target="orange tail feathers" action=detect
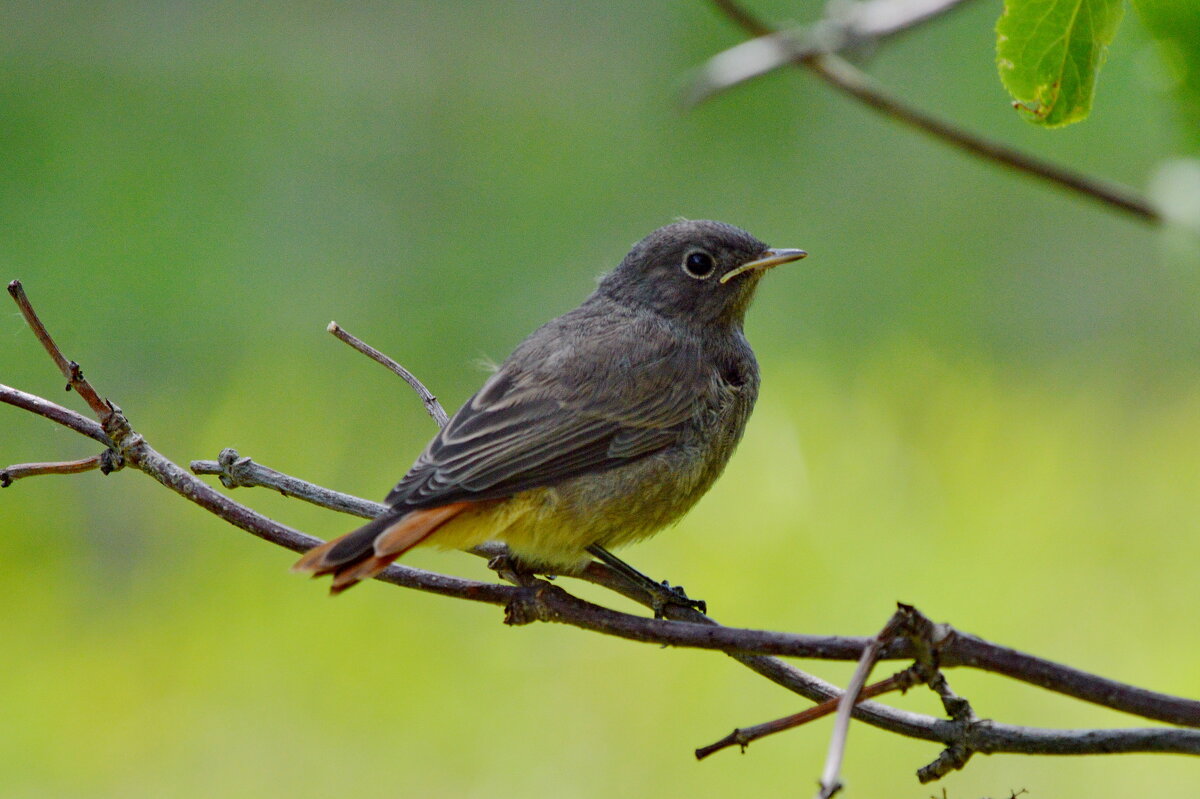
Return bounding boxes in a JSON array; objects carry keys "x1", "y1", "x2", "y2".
[{"x1": 292, "y1": 502, "x2": 471, "y2": 594}]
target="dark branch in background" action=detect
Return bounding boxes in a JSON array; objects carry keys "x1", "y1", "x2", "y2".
[
  {"x1": 688, "y1": 0, "x2": 977, "y2": 101},
  {"x1": 4, "y1": 284, "x2": 1200, "y2": 787},
  {"x1": 696, "y1": 0, "x2": 1161, "y2": 224}
]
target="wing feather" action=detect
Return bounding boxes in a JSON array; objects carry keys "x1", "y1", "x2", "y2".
[{"x1": 385, "y1": 313, "x2": 709, "y2": 509}]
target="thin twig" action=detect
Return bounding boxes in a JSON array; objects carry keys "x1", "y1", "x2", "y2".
[
  {"x1": 1, "y1": 454, "x2": 105, "y2": 486},
  {"x1": 190, "y1": 448, "x2": 386, "y2": 519},
  {"x1": 328, "y1": 321, "x2": 449, "y2": 427},
  {"x1": 0, "y1": 384, "x2": 110, "y2": 445},
  {"x1": 900, "y1": 605, "x2": 980, "y2": 780},
  {"x1": 806, "y1": 54, "x2": 1159, "y2": 222},
  {"x1": 7, "y1": 280, "x2": 114, "y2": 415},
  {"x1": 695, "y1": 667, "x2": 919, "y2": 760},
  {"x1": 705, "y1": 0, "x2": 1161, "y2": 224},
  {"x1": 817, "y1": 608, "x2": 909, "y2": 798}
]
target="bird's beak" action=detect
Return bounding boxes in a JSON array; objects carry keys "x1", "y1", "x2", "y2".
[{"x1": 719, "y1": 247, "x2": 808, "y2": 284}]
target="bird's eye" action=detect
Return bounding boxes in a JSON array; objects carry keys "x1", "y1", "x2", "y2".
[{"x1": 682, "y1": 250, "x2": 716, "y2": 279}]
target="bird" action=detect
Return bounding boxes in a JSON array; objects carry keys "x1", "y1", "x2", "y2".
[{"x1": 293, "y1": 220, "x2": 806, "y2": 594}]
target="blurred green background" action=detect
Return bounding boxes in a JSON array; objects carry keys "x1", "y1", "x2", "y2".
[{"x1": 3, "y1": 1, "x2": 1198, "y2": 796}]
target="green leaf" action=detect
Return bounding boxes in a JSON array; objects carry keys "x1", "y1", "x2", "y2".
[
  {"x1": 996, "y1": 0, "x2": 1127, "y2": 127},
  {"x1": 1131, "y1": 0, "x2": 1200, "y2": 150}
]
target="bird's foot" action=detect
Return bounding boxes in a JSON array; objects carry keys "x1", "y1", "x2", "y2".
[
  {"x1": 585, "y1": 544, "x2": 708, "y2": 619},
  {"x1": 649, "y1": 580, "x2": 707, "y2": 619},
  {"x1": 486, "y1": 548, "x2": 545, "y2": 587}
]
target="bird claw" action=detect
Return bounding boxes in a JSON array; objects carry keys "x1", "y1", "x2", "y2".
[
  {"x1": 584, "y1": 545, "x2": 708, "y2": 619},
  {"x1": 651, "y1": 580, "x2": 707, "y2": 619},
  {"x1": 487, "y1": 550, "x2": 548, "y2": 587}
]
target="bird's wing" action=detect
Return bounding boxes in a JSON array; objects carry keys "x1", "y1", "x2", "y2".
[{"x1": 386, "y1": 317, "x2": 707, "y2": 508}]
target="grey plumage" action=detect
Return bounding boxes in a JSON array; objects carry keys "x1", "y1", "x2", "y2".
[{"x1": 294, "y1": 219, "x2": 805, "y2": 589}]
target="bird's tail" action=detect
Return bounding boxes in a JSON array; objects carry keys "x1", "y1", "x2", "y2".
[{"x1": 292, "y1": 502, "x2": 471, "y2": 594}]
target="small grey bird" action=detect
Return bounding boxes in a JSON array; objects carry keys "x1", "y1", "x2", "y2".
[{"x1": 294, "y1": 220, "x2": 806, "y2": 593}]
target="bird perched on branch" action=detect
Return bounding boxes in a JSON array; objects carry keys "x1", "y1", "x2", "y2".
[{"x1": 294, "y1": 220, "x2": 806, "y2": 594}]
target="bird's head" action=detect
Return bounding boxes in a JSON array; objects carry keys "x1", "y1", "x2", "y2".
[{"x1": 598, "y1": 220, "x2": 806, "y2": 327}]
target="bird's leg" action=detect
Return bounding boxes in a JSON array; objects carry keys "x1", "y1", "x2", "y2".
[
  {"x1": 585, "y1": 544, "x2": 707, "y2": 618},
  {"x1": 485, "y1": 545, "x2": 547, "y2": 587}
]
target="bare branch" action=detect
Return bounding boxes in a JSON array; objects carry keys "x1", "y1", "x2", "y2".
[
  {"x1": 179, "y1": 446, "x2": 1200, "y2": 730},
  {"x1": 1, "y1": 453, "x2": 107, "y2": 486},
  {"x1": 695, "y1": 668, "x2": 919, "y2": 760},
  {"x1": 6, "y1": 284, "x2": 1200, "y2": 786},
  {"x1": 842, "y1": 0, "x2": 976, "y2": 40},
  {"x1": 11, "y1": 385, "x2": 1200, "y2": 764},
  {"x1": 939, "y1": 633, "x2": 1198, "y2": 724},
  {"x1": 702, "y1": 0, "x2": 1161, "y2": 224},
  {"x1": 184, "y1": 436, "x2": 1200, "y2": 726},
  {"x1": 122, "y1": 428, "x2": 514, "y2": 604},
  {"x1": 190, "y1": 448, "x2": 385, "y2": 519},
  {"x1": 0, "y1": 384, "x2": 110, "y2": 445},
  {"x1": 689, "y1": 0, "x2": 977, "y2": 104},
  {"x1": 328, "y1": 321, "x2": 449, "y2": 427},
  {"x1": 817, "y1": 608, "x2": 909, "y2": 798},
  {"x1": 903, "y1": 606, "x2": 980, "y2": 781},
  {"x1": 7, "y1": 280, "x2": 114, "y2": 416}
]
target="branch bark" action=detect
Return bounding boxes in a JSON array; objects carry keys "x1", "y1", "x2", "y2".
[{"x1": 4, "y1": 283, "x2": 1199, "y2": 787}]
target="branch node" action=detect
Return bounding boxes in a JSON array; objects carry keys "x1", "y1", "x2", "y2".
[
  {"x1": 815, "y1": 778, "x2": 843, "y2": 799},
  {"x1": 65, "y1": 360, "x2": 84, "y2": 392},
  {"x1": 213, "y1": 447, "x2": 256, "y2": 489},
  {"x1": 504, "y1": 584, "x2": 552, "y2": 626},
  {"x1": 99, "y1": 448, "x2": 124, "y2": 475},
  {"x1": 896, "y1": 603, "x2": 980, "y2": 742},
  {"x1": 101, "y1": 403, "x2": 131, "y2": 442},
  {"x1": 917, "y1": 739, "x2": 975, "y2": 783}
]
